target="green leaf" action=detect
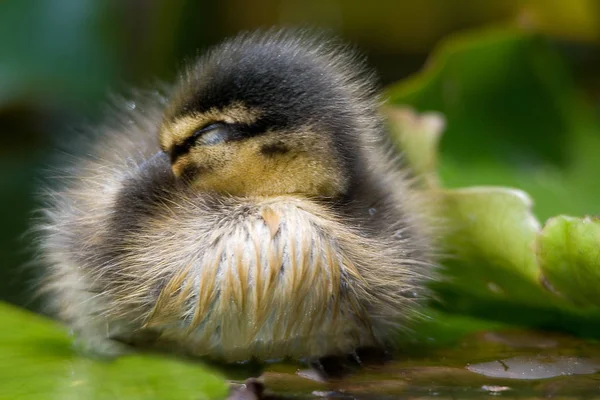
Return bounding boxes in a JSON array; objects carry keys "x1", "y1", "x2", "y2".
[
  {"x1": 0, "y1": 302, "x2": 228, "y2": 400},
  {"x1": 387, "y1": 28, "x2": 573, "y2": 166},
  {"x1": 537, "y1": 215, "x2": 600, "y2": 309},
  {"x1": 435, "y1": 187, "x2": 545, "y2": 304},
  {"x1": 387, "y1": 112, "x2": 600, "y2": 334},
  {"x1": 385, "y1": 25, "x2": 600, "y2": 335},
  {"x1": 387, "y1": 26, "x2": 600, "y2": 222}
]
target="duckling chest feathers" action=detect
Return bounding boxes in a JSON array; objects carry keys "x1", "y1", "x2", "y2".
[{"x1": 124, "y1": 199, "x2": 380, "y2": 362}]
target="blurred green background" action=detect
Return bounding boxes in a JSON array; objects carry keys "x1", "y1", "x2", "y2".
[{"x1": 1, "y1": 0, "x2": 599, "y2": 313}]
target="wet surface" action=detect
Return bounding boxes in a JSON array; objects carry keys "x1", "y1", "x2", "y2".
[
  {"x1": 228, "y1": 330, "x2": 600, "y2": 399},
  {"x1": 467, "y1": 355, "x2": 600, "y2": 380}
]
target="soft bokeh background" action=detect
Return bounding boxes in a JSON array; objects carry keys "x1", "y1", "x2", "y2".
[{"x1": 1, "y1": 0, "x2": 599, "y2": 311}]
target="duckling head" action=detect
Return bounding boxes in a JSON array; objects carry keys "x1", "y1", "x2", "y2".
[{"x1": 159, "y1": 30, "x2": 381, "y2": 199}]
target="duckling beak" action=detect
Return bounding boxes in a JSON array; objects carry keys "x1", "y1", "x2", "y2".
[{"x1": 170, "y1": 158, "x2": 187, "y2": 178}]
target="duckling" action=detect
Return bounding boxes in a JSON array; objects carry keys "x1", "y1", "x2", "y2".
[{"x1": 35, "y1": 29, "x2": 437, "y2": 364}]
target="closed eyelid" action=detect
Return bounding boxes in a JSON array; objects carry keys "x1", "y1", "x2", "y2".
[
  {"x1": 197, "y1": 125, "x2": 229, "y2": 145},
  {"x1": 161, "y1": 103, "x2": 261, "y2": 146},
  {"x1": 169, "y1": 123, "x2": 225, "y2": 162},
  {"x1": 194, "y1": 122, "x2": 223, "y2": 136},
  {"x1": 166, "y1": 117, "x2": 270, "y2": 163}
]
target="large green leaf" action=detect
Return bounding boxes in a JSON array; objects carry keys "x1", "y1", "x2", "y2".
[
  {"x1": 386, "y1": 26, "x2": 600, "y2": 335},
  {"x1": 435, "y1": 187, "x2": 544, "y2": 304},
  {"x1": 0, "y1": 302, "x2": 228, "y2": 400}
]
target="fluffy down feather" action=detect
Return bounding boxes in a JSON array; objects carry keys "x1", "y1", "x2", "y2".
[{"x1": 34, "y1": 29, "x2": 437, "y2": 362}]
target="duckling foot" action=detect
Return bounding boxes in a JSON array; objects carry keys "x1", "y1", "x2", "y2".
[
  {"x1": 308, "y1": 347, "x2": 391, "y2": 380},
  {"x1": 352, "y1": 346, "x2": 391, "y2": 365},
  {"x1": 309, "y1": 355, "x2": 357, "y2": 379}
]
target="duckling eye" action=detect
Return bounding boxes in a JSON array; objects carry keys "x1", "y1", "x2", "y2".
[
  {"x1": 193, "y1": 123, "x2": 229, "y2": 146},
  {"x1": 170, "y1": 123, "x2": 230, "y2": 162}
]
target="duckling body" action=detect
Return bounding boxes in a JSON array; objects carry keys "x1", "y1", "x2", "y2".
[{"x1": 37, "y1": 29, "x2": 436, "y2": 363}]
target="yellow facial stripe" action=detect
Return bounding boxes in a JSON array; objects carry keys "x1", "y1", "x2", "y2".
[
  {"x1": 171, "y1": 154, "x2": 191, "y2": 177},
  {"x1": 160, "y1": 102, "x2": 261, "y2": 151}
]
